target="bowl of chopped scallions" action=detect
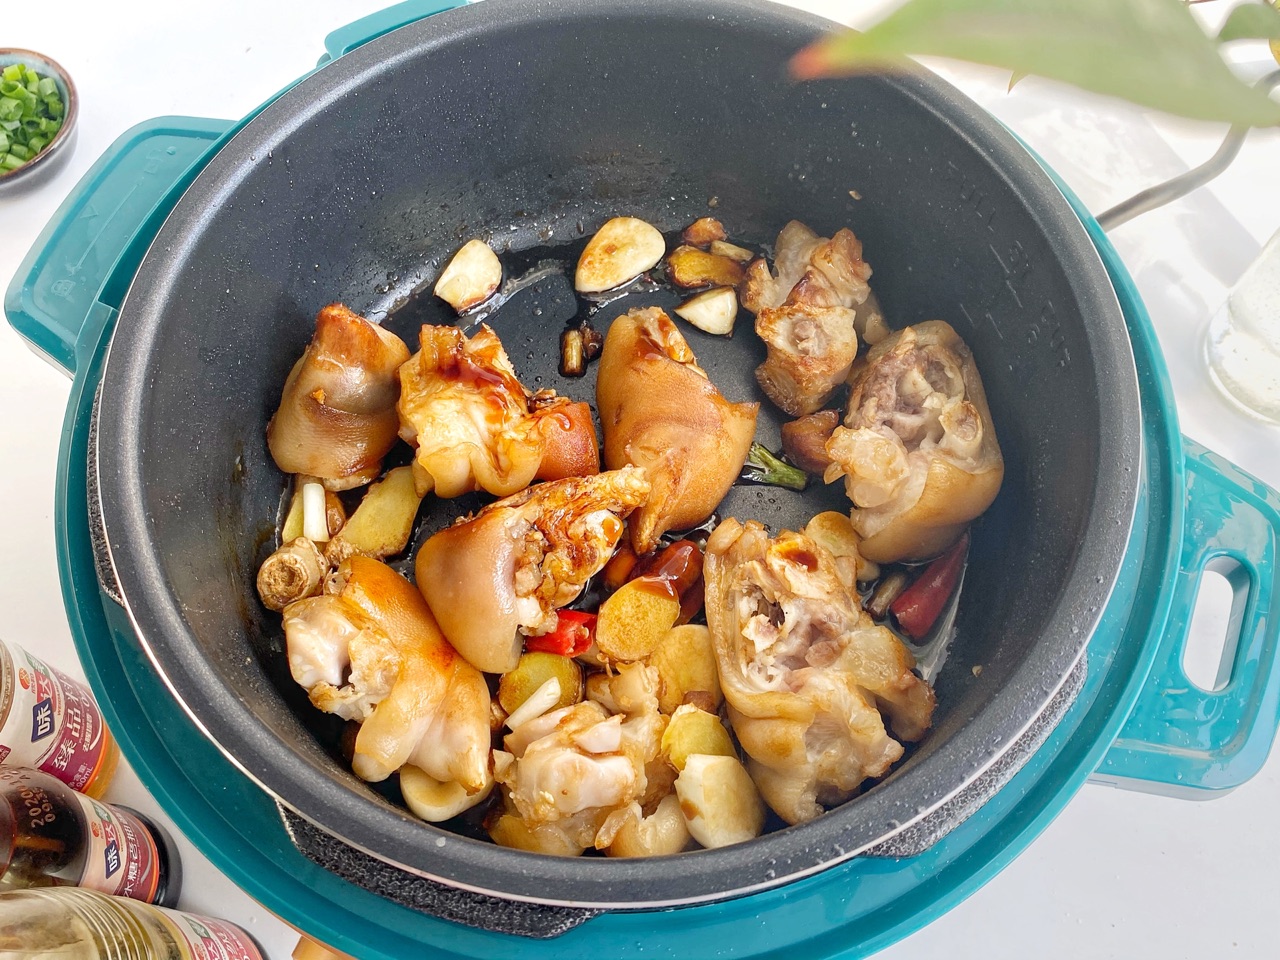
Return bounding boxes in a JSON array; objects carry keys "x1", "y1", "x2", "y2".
[{"x1": 0, "y1": 50, "x2": 77, "y2": 190}]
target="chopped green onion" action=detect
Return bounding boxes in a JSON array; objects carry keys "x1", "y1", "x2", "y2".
[
  {"x1": 15, "y1": 88, "x2": 36, "y2": 113},
  {"x1": 0, "y1": 62, "x2": 66, "y2": 176}
]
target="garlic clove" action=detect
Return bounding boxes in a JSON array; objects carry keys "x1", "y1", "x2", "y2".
[
  {"x1": 605, "y1": 794, "x2": 692, "y2": 858},
  {"x1": 399, "y1": 764, "x2": 493, "y2": 822},
  {"x1": 674, "y1": 753, "x2": 766, "y2": 849},
  {"x1": 434, "y1": 239, "x2": 503, "y2": 312},
  {"x1": 674, "y1": 287, "x2": 739, "y2": 336},
  {"x1": 575, "y1": 217, "x2": 666, "y2": 293}
]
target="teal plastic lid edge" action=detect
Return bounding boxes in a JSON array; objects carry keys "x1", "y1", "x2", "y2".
[
  {"x1": 320, "y1": 0, "x2": 467, "y2": 64},
  {"x1": 4, "y1": 118, "x2": 230, "y2": 376}
]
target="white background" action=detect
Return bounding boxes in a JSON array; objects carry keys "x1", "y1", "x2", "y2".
[{"x1": 3, "y1": 1, "x2": 1280, "y2": 957}]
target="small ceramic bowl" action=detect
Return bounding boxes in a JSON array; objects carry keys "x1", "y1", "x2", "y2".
[{"x1": 0, "y1": 48, "x2": 78, "y2": 193}]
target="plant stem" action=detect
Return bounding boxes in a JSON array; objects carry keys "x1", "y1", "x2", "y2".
[{"x1": 740, "y1": 442, "x2": 808, "y2": 492}]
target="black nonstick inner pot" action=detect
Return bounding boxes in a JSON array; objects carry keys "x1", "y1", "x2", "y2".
[{"x1": 94, "y1": 0, "x2": 1140, "y2": 908}]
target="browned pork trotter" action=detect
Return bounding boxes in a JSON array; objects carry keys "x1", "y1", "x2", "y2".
[
  {"x1": 397, "y1": 323, "x2": 598, "y2": 499},
  {"x1": 596, "y1": 307, "x2": 758, "y2": 554},
  {"x1": 742, "y1": 221, "x2": 873, "y2": 417},
  {"x1": 281, "y1": 556, "x2": 491, "y2": 804},
  {"x1": 415, "y1": 468, "x2": 651, "y2": 674},
  {"x1": 824, "y1": 320, "x2": 1003, "y2": 564},
  {"x1": 267, "y1": 304, "x2": 411, "y2": 489},
  {"x1": 488, "y1": 663, "x2": 667, "y2": 856},
  {"x1": 703, "y1": 519, "x2": 935, "y2": 824}
]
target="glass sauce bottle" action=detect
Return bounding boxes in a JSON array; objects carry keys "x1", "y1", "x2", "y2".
[
  {"x1": 0, "y1": 768, "x2": 181, "y2": 906},
  {"x1": 0, "y1": 887, "x2": 265, "y2": 960}
]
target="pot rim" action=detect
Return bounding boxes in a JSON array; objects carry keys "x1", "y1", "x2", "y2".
[{"x1": 93, "y1": 0, "x2": 1142, "y2": 908}]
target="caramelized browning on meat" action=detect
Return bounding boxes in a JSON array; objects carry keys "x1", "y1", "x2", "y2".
[
  {"x1": 415, "y1": 468, "x2": 651, "y2": 674},
  {"x1": 703, "y1": 518, "x2": 934, "y2": 824},
  {"x1": 267, "y1": 304, "x2": 411, "y2": 490},
  {"x1": 824, "y1": 320, "x2": 1004, "y2": 564},
  {"x1": 742, "y1": 222, "x2": 873, "y2": 417},
  {"x1": 281, "y1": 556, "x2": 491, "y2": 800},
  {"x1": 597, "y1": 307, "x2": 759, "y2": 553},
  {"x1": 397, "y1": 324, "x2": 596, "y2": 499}
]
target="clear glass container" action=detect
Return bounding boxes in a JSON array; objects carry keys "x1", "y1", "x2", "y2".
[
  {"x1": 0, "y1": 887, "x2": 264, "y2": 960},
  {"x1": 1205, "y1": 227, "x2": 1280, "y2": 424}
]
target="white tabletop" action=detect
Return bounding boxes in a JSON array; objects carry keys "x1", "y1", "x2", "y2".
[{"x1": 4, "y1": 2, "x2": 1280, "y2": 958}]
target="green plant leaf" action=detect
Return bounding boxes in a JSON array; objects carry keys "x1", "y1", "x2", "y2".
[
  {"x1": 1218, "y1": 1, "x2": 1280, "y2": 41},
  {"x1": 791, "y1": 0, "x2": 1280, "y2": 127}
]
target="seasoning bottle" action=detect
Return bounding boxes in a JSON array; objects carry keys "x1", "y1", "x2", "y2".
[
  {"x1": 0, "y1": 887, "x2": 266, "y2": 959},
  {"x1": 0, "y1": 767, "x2": 181, "y2": 906},
  {"x1": 0, "y1": 640, "x2": 120, "y2": 798}
]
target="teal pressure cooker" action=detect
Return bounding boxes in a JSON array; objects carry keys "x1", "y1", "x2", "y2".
[{"x1": 7, "y1": 0, "x2": 1280, "y2": 956}]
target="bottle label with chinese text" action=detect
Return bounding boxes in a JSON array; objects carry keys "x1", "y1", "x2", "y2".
[
  {"x1": 0, "y1": 641, "x2": 113, "y2": 792},
  {"x1": 156, "y1": 907, "x2": 267, "y2": 960},
  {"x1": 75, "y1": 795, "x2": 164, "y2": 902}
]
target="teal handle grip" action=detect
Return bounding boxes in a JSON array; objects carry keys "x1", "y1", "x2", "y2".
[
  {"x1": 4, "y1": 117, "x2": 230, "y2": 376},
  {"x1": 1095, "y1": 437, "x2": 1280, "y2": 797},
  {"x1": 320, "y1": 0, "x2": 467, "y2": 63}
]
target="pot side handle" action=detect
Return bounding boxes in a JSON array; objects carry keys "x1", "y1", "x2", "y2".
[
  {"x1": 3, "y1": 117, "x2": 230, "y2": 377},
  {"x1": 319, "y1": 0, "x2": 468, "y2": 64},
  {"x1": 1093, "y1": 438, "x2": 1280, "y2": 798}
]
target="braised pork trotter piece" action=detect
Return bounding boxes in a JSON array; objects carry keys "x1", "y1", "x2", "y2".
[
  {"x1": 281, "y1": 556, "x2": 491, "y2": 814},
  {"x1": 597, "y1": 307, "x2": 758, "y2": 554},
  {"x1": 703, "y1": 518, "x2": 935, "y2": 824},
  {"x1": 267, "y1": 304, "x2": 411, "y2": 490},
  {"x1": 397, "y1": 323, "x2": 598, "y2": 499},
  {"x1": 415, "y1": 468, "x2": 651, "y2": 674},
  {"x1": 742, "y1": 221, "x2": 873, "y2": 417},
  {"x1": 824, "y1": 320, "x2": 1003, "y2": 564},
  {"x1": 488, "y1": 664, "x2": 667, "y2": 856}
]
